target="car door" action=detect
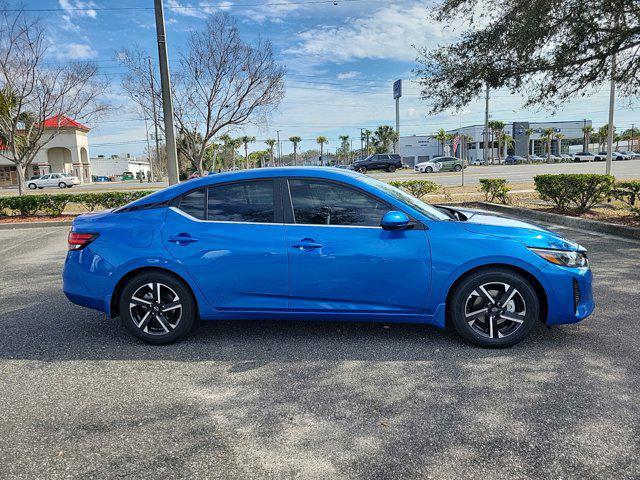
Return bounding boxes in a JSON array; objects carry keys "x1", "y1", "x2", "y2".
[
  {"x1": 162, "y1": 179, "x2": 288, "y2": 311},
  {"x1": 284, "y1": 178, "x2": 431, "y2": 313},
  {"x1": 49, "y1": 174, "x2": 62, "y2": 186},
  {"x1": 38, "y1": 174, "x2": 50, "y2": 186}
]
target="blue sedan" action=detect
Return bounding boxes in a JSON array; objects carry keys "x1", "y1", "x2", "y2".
[{"x1": 63, "y1": 167, "x2": 594, "y2": 347}]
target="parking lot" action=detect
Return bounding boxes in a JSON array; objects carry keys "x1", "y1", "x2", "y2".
[{"x1": 0, "y1": 222, "x2": 638, "y2": 479}]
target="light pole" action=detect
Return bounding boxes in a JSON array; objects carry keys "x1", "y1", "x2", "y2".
[
  {"x1": 148, "y1": 57, "x2": 161, "y2": 182},
  {"x1": 154, "y1": 0, "x2": 179, "y2": 185},
  {"x1": 276, "y1": 130, "x2": 281, "y2": 166}
]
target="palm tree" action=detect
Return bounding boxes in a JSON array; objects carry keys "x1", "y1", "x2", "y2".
[
  {"x1": 265, "y1": 139, "x2": 276, "y2": 166},
  {"x1": 524, "y1": 127, "x2": 534, "y2": 162},
  {"x1": 541, "y1": 127, "x2": 555, "y2": 162},
  {"x1": 372, "y1": 125, "x2": 398, "y2": 153},
  {"x1": 240, "y1": 135, "x2": 255, "y2": 169},
  {"x1": 597, "y1": 124, "x2": 611, "y2": 152},
  {"x1": 316, "y1": 136, "x2": 328, "y2": 165},
  {"x1": 289, "y1": 136, "x2": 302, "y2": 165},
  {"x1": 488, "y1": 120, "x2": 505, "y2": 163},
  {"x1": 501, "y1": 132, "x2": 515, "y2": 155},
  {"x1": 338, "y1": 135, "x2": 350, "y2": 164},
  {"x1": 554, "y1": 133, "x2": 565, "y2": 158},
  {"x1": 361, "y1": 129, "x2": 372, "y2": 155},
  {"x1": 614, "y1": 134, "x2": 622, "y2": 150},
  {"x1": 434, "y1": 128, "x2": 448, "y2": 156},
  {"x1": 581, "y1": 125, "x2": 594, "y2": 151}
]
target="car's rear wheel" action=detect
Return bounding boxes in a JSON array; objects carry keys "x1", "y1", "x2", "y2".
[
  {"x1": 119, "y1": 271, "x2": 197, "y2": 345},
  {"x1": 28, "y1": 183, "x2": 37, "y2": 190},
  {"x1": 357, "y1": 166, "x2": 367, "y2": 173},
  {"x1": 58, "y1": 182, "x2": 67, "y2": 188},
  {"x1": 387, "y1": 165, "x2": 396, "y2": 173},
  {"x1": 454, "y1": 164, "x2": 462, "y2": 172},
  {"x1": 450, "y1": 268, "x2": 539, "y2": 348}
]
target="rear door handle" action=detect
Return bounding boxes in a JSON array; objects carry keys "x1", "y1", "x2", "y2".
[
  {"x1": 291, "y1": 238, "x2": 323, "y2": 251},
  {"x1": 168, "y1": 234, "x2": 198, "y2": 245}
]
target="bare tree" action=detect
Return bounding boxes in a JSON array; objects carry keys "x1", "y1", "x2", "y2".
[
  {"x1": 0, "y1": 7, "x2": 109, "y2": 194},
  {"x1": 172, "y1": 13, "x2": 285, "y2": 174}
]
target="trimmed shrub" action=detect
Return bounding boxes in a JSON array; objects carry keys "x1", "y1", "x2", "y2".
[
  {"x1": 388, "y1": 180, "x2": 438, "y2": 198},
  {"x1": 40, "y1": 194, "x2": 74, "y2": 216},
  {"x1": 612, "y1": 181, "x2": 640, "y2": 217},
  {"x1": 534, "y1": 174, "x2": 614, "y2": 214},
  {"x1": 0, "y1": 190, "x2": 154, "y2": 216},
  {"x1": 479, "y1": 178, "x2": 510, "y2": 204}
]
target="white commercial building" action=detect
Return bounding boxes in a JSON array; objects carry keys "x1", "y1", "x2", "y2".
[
  {"x1": 399, "y1": 120, "x2": 593, "y2": 166},
  {"x1": 0, "y1": 115, "x2": 92, "y2": 187},
  {"x1": 90, "y1": 154, "x2": 151, "y2": 179}
]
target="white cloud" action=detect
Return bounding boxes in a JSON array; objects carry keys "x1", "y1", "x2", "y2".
[
  {"x1": 337, "y1": 71, "x2": 360, "y2": 80},
  {"x1": 286, "y1": 3, "x2": 451, "y2": 63},
  {"x1": 54, "y1": 43, "x2": 98, "y2": 60},
  {"x1": 59, "y1": 0, "x2": 98, "y2": 31},
  {"x1": 168, "y1": 0, "x2": 300, "y2": 23}
]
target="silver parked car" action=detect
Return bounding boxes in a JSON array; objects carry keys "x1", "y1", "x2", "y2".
[{"x1": 27, "y1": 173, "x2": 81, "y2": 189}]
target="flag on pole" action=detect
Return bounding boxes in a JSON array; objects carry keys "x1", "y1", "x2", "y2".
[{"x1": 452, "y1": 135, "x2": 460, "y2": 154}]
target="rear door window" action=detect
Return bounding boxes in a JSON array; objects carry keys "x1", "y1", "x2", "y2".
[{"x1": 207, "y1": 180, "x2": 275, "y2": 223}]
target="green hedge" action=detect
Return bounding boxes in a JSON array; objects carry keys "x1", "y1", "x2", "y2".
[
  {"x1": 0, "y1": 191, "x2": 153, "y2": 217},
  {"x1": 534, "y1": 174, "x2": 614, "y2": 214},
  {"x1": 612, "y1": 181, "x2": 640, "y2": 218},
  {"x1": 479, "y1": 178, "x2": 510, "y2": 204},
  {"x1": 388, "y1": 180, "x2": 438, "y2": 198}
]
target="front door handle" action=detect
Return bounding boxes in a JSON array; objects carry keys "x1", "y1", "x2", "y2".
[
  {"x1": 291, "y1": 238, "x2": 324, "y2": 251},
  {"x1": 168, "y1": 234, "x2": 198, "y2": 245}
]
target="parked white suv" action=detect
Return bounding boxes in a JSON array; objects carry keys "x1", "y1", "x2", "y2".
[{"x1": 27, "y1": 173, "x2": 81, "y2": 189}]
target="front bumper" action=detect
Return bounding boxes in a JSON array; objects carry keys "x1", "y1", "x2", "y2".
[{"x1": 545, "y1": 266, "x2": 594, "y2": 325}]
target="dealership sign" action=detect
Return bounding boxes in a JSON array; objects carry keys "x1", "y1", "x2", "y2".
[{"x1": 393, "y1": 79, "x2": 402, "y2": 99}]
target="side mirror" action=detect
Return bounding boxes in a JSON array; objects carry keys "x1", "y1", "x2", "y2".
[{"x1": 381, "y1": 211, "x2": 410, "y2": 230}]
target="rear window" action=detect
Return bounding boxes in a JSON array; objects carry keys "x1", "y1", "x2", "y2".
[{"x1": 207, "y1": 180, "x2": 274, "y2": 223}]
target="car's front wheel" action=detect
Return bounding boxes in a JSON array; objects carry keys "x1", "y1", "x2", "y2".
[
  {"x1": 357, "y1": 166, "x2": 367, "y2": 173},
  {"x1": 425, "y1": 166, "x2": 433, "y2": 173},
  {"x1": 449, "y1": 268, "x2": 539, "y2": 348},
  {"x1": 119, "y1": 271, "x2": 197, "y2": 345},
  {"x1": 28, "y1": 183, "x2": 37, "y2": 190}
]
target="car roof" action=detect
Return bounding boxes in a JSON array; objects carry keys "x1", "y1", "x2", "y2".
[{"x1": 126, "y1": 167, "x2": 366, "y2": 208}]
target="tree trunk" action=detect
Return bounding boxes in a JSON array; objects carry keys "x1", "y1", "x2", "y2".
[
  {"x1": 244, "y1": 145, "x2": 248, "y2": 169},
  {"x1": 16, "y1": 163, "x2": 27, "y2": 195},
  {"x1": 320, "y1": 144, "x2": 324, "y2": 166}
]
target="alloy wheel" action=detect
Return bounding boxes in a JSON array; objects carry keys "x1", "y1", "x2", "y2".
[
  {"x1": 129, "y1": 282, "x2": 183, "y2": 335},
  {"x1": 464, "y1": 282, "x2": 526, "y2": 339}
]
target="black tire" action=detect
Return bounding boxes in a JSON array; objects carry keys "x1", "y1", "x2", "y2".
[
  {"x1": 58, "y1": 182, "x2": 67, "y2": 188},
  {"x1": 357, "y1": 166, "x2": 367, "y2": 173},
  {"x1": 119, "y1": 271, "x2": 197, "y2": 345},
  {"x1": 387, "y1": 165, "x2": 396, "y2": 173},
  {"x1": 28, "y1": 183, "x2": 37, "y2": 190},
  {"x1": 425, "y1": 166, "x2": 433, "y2": 173},
  {"x1": 38, "y1": 187, "x2": 44, "y2": 189},
  {"x1": 454, "y1": 164, "x2": 462, "y2": 172},
  {"x1": 449, "y1": 268, "x2": 539, "y2": 348}
]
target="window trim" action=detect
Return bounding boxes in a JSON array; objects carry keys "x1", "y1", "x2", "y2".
[
  {"x1": 172, "y1": 178, "x2": 282, "y2": 224},
  {"x1": 284, "y1": 177, "x2": 424, "y2": 230}
]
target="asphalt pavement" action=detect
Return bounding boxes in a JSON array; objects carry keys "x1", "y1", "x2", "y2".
[{"x1": 0, "y1": 223, "x2": 638, "y2": 479}]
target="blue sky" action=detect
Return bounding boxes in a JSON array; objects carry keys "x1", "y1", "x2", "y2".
[{"x1": 26, "y1": 0, "x2": 640, "y2": 157}]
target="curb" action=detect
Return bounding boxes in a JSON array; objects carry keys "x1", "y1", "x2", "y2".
[
  {"x1": 468, "y1": 202, "x2": 640, "y2": 241},
  {"x1": 0, "y1": 220, "x2": 73, "y2": 230}
]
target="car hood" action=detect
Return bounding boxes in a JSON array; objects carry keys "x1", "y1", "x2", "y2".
[{"x1": 454, "y1": 207, "x2": 583, "y2": 251}]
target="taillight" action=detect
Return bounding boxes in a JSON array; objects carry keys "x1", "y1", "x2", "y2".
[{"x1": 68, "y1": 231, "x2": 99, "y2": 250}]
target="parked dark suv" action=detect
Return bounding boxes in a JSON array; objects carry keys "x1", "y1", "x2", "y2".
[{"x1": 351, "y1": 154, "x2": 402, "y2": 173}]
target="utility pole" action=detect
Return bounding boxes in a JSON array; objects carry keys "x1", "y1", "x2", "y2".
[
  {"x1": 359, "y1": 128, "x2": 364, "y2": 160},
  {"x1": 583, "y1": 118, "x2": 587, "y2": 151},
  {"x1": 605, "y1": 53, "x2": 616, "y2": 175},
  {"x1": 154, "y1": 0, "x2": 179, "y2": 185},
  {"x1": 276, "y1": 130, "x2": 281, "y2": 166},
  {"x1": 631, "y1": 124, "x2": 635, "y2": 152},
  {"x1": 148, "y1": 57, "x2": 161, "y2": 182},
  {"x1": 393, "y1": 80, "x2": 401, "y2": 154},
  {"x1": 484, "y1": 84, "x2": 489, "y2": 164}
]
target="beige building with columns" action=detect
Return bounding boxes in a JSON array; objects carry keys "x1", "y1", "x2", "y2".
[{"x1": 0, "y1": 116, "x2": 92, "y2": 187}]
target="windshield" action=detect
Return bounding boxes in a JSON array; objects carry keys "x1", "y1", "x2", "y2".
[{"x1": 361, "y1": 176, "x2": 451, "y2": 221}]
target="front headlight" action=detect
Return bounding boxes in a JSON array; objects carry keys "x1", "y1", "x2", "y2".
[{"x1": 529, "y1": 248, "x2": 589, "y2": 268}]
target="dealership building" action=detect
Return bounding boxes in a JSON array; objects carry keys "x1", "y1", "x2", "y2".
[{"x1": 399, "y1": 120, "x2": 592, "y2": 166}]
